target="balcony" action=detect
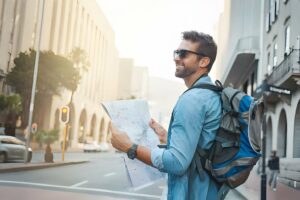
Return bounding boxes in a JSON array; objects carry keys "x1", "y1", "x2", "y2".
[
  {"x1": 267, "y1": 50, "x2": 300, "y2": 90},
  {"x1": 223, "y1": 36, "x2": 259, "y2": 87}
]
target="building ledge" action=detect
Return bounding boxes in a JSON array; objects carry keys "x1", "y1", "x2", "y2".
[{"x1": 223, "y1": 36, "x2": 260, "y2": 86}]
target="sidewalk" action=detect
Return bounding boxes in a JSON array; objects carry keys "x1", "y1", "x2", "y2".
[
  {"x1": 234, "y1": 185, "x2": 259, "y2": 200},
  {"x1": 0, "y1": 160, "x2": 89, "y2": 173}
]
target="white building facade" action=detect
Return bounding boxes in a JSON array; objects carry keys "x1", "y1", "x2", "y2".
[
  {"x1": 214, "y1": 0, "x2": 300, "y2": 194},
  {"x1": 0, "y1": 0, "x2": 119, "y2": 149}
]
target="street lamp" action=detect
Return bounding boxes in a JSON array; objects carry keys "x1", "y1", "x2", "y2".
[{"x1": 24, "y1": 0, "x2": 45, "y2": 163}]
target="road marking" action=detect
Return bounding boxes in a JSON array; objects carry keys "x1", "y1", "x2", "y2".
[
  {"x1": 0, "y1": 180, "x2": 161, "y2": 199},
  {"x1": 103, "y1": 172, "x2": 116, "y2": 177},
  {"x1": 70, "y1": 180, "x2": 88, "y2": 187}
]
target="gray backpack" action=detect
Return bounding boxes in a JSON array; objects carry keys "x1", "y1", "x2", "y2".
[{"x1": 190, "y1": 81, "x2": 264, "y2": 199}]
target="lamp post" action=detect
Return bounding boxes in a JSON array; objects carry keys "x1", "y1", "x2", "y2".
[
  {"x1": 261, "y1": 93, "x2": 267, "y2": 200},
  {"x1": 24, "y1": 0, "x2": 45, "y2": 163},
  {"x1": 257, "y1": 78, "x2": 268, "y2": 200}
]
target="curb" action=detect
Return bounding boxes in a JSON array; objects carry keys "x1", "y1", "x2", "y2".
[
  {"x1": 234, "y1": 185, "x2": 259, "y2": 200},
  {"x1": 234, "y1": 187, "x2": 249, "y2": 199},
  {"x1": 0, "y1": 160, "x2": 89, "y2": 173}
]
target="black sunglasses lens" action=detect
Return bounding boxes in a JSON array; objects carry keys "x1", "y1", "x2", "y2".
[{"x1": 174, "y1": 50, "x2": 187, "y2": 58}]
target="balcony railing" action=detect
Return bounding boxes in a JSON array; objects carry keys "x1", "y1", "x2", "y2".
[{"x1": 267, "y1": 50, "x2": 300, "y2": 86}]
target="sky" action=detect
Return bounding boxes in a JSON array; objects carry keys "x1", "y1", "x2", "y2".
[{"x1": 97, "y1": 0, "x2": 224, "y2": 81}]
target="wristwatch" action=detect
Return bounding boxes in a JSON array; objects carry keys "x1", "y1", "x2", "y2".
[{"x1": 127, "y1": 144, "x2": 138, "y2": 160}]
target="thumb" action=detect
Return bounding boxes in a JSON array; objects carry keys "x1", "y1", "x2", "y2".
[{"x1": 149, "y1": 119, "x2": 158, "y2": 129}]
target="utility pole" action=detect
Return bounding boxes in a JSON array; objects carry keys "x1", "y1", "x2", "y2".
[
  {"x1": 261, "y1": 97, "x2": 267, "y2": 200},
  {"x1": 24, "y1": 0, "x2": 45, "y2": 163}
]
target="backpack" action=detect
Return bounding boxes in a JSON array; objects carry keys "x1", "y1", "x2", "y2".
[{"x1": 191, "y1": 80, "x2": 264, "y2": 199}]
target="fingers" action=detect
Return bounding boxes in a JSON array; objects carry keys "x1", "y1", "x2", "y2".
[
  {"x1": 149, "y1": 118, "x2": 155, "y2": 127},
  {"x1": 149, "y1": 118, "x2": 159, "y2": 129}
]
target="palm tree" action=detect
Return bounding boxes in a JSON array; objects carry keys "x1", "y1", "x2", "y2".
[{"x1": 68, "y1": 47, "x2": 90, "y2": 104}]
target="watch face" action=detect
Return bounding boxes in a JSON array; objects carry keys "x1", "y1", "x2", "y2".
[
  {"x1": 127, "y1": 144, "x2": 138, "y2": 160},
  {"x1": 128, "y1": 149, "x2": 136, "y2": 159}
]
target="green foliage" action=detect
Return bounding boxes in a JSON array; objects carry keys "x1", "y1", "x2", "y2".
[
  {"x1": 5, "y1": 49, "x2": 82, "y2": 128},
  {"x1": 6, "y1": 49, "x2": 81, "y2": 96},
  {"x1": 0, "y1": 94, "x2": 22, "y2": 112},
  {"x1": 69, "y1": 47, "x2": 90, "y2": 72},
  {"x1": 34, "y1": 129, "x2": 59, "y2": 145},
  {"x1": 0, "y1": 95, "x2": 6, "y2": 110}
]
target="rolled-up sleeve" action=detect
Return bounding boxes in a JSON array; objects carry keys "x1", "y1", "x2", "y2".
[{"x1": 151, "y1": 148, "x2": 166, "y2": 171}]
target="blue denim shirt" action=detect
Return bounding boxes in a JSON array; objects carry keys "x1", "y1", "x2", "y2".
[{"x1": 151, "y1": 76, "x2": 221, "y2": 200}]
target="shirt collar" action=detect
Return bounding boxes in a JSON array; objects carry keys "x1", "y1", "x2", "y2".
[{"x1": 192, "y1": 75, "x2": 213, "y2": 87}]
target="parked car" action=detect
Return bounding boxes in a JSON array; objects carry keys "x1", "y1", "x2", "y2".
[
  {"x1": 83, "y1": 141, "x2": 101, "y2": 152},
  {"x1": 83, "y1": 141, "x2": 109, "y2": 153},
  {"x1": 0, "y1": 135, "x2": 32, "y2": 163}
]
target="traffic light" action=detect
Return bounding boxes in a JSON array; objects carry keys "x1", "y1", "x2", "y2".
[{"x1": 60, "y1": 105, "x2": 70, "y2": 124}]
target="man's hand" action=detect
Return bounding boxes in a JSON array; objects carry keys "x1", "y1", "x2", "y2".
[
  {"x1": 149, "y1": 118, "x2": 167, "y2": 144},
  {"x1": 110, "y1": 124, "x2": 133, "y2": 153}
]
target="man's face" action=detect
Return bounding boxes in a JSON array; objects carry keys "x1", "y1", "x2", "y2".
[{"x1": 173, "y1": 40, "x2": 202, "y2": 78}]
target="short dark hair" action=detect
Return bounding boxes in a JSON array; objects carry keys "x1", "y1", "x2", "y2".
[{"x1": 182, "y1": 31, "x2": 217, "y2": 72}]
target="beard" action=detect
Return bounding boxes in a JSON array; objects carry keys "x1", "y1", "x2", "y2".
[{"x1": 175, "y1": 65, "x2": 197, "y2": 78}]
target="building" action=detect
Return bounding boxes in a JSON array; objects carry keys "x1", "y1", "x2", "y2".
[
  {"x1": 214, "y1": 0, "x2": 300, "y2": 197},
  {"x1": 0, "y1": 0, "x2": 119, "y2": 149},
  {"x1": 148, "y1": 77, "x2": 185, "y2": 129},
  {"x1": 213, "y1": 0, "x2": 261, "y2": 95},
  {"x1": 261, "y1": 0, "x2": 300, "y2": 191},
  {"x1": 118, "y1": 58, "x2": 149, "y2": 100}
]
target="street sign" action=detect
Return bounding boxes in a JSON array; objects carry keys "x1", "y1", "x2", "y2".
[
  {"x1": 268, "y1": 85, "x2": 291, "y2": 96},
  {"x1": 60, "y1": 105, "x2": 70, "y2": 124},
  {"x1": 31, "y1": 123, "x2": 37, "y2": 133}
]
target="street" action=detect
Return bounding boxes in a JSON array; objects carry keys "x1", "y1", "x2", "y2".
[{"x1": 0, "y1": 151, "x2": 245, "y2": 200}]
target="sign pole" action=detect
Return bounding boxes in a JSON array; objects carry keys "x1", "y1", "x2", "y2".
[
  {"x1": 60, "y1": 105, "x2": 70, "y2": 161},
  {"x1": 62, "y1": 125, "x2": 67, "y2": 161}
]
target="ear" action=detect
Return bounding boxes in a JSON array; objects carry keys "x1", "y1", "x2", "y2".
[{"x1": 199, "y1": 57, "x2": 211, "y2": 68}]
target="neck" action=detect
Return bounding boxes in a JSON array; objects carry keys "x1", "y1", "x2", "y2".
[{"x1": 184, "y1": 70, "x2": 208, "y2": 88}]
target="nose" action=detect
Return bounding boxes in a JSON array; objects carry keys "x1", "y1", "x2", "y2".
[
  {"x1": 173, "y1": 55, "x2": 180, "y2": 62},
  {"x1": 174, "y1": 57, "x2": 181, "y2": 66}
]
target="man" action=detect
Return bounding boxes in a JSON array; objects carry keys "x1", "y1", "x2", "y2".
[
  {"x1": 111, "y1": 31, "x2": 221, "y2": 199},
  {"x1": 268, "y1": 150, "x2": 280, "y2": 191}
]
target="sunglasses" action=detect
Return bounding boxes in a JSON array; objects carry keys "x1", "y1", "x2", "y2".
[{"x1": 173, "y1": 49, "x2": 207, "y2": 59}]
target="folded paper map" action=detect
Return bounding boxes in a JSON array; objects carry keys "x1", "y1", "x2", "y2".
[{"x1": 102, "y1": 100, "x2": 165, "y2": 190}]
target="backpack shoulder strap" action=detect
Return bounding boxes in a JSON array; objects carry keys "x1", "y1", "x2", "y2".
[
  {"x1": 193, "y1": 84, "x2": 223, "y2": 92},
  {"x1": 217, "y1": 184, "x2": 230, "y2": 200},
  {"x1": 183, "y1": 80, "x2": 223, "y2": 94}
]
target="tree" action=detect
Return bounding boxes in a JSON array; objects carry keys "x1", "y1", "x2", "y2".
[
  {"x1": 34, "y1": 129, "x2": 59, "y2": 146},
  {"x1": 68, "y1": 47, "x2": 90, "y2": 72},
  {"x1": 0, "y1": 94, "x2": 22, "y2": 134},
  {"x1": 6, "y1": 49, "x2": 81, "y2": 128},
  {"x1": 34, "y1": 129, "x2": 59, "y2": 162},
  {"x1": 68, "y1": 47, "x2": 90, "y2": 104}
]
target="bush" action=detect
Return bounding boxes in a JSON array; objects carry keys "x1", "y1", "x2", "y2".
[{"x1": 34, "y1": 129, "x2": 59, "y2": 145}]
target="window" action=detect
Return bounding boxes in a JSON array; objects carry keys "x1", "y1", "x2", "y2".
[
  {"x1": 275, "y1": 0, "x2": 280, "y2": 17},
  {"x1": 266, "y1": 13, "x2": 270, "y2": 32},
  {"x1": 285, "y1": 26, "x2": 290, "y2": 55},
  {"x1": 267, "y1": 52, "x2": 272, "y2": 74},
  {"x1": 270, "y1": 0, "x2": 276, "y2": 23},
  {"x1": 243, "y1": 81, "x2": 248, "y2": 94},
  {"x1": 273, "y1": 43, "x2": 278, "y2": 67},
  {"x1": 250, "y1": 73, "x2": 254, "y2": 96}
]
